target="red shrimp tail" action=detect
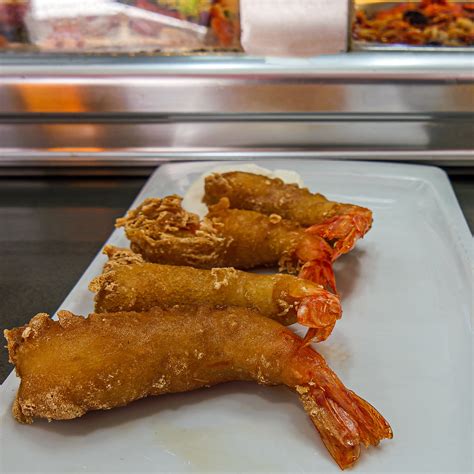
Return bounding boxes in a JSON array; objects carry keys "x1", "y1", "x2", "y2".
[
  {"x1": 307, "y1": 207, "x2": 373, "y2": 260},
  {"x1": 296, "y1": 292, "x2": 342, "y2": 345},
  {"x1": 346, "y1": 390, "x2": 394, "y2": 447},
  {"x1": 300, "y1": 326, "x2": 334, "y2": 347},
  {"x1": 297, "y1": 384, "x2": 361, "y2": 469},
  {"x1": 299, "y1": 259, "x2": 337, "y2": 295},
  {"x1": 297, "y1": 383, "x2": 393, "y2": 470}
]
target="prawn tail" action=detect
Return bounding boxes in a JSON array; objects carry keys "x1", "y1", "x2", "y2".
[
  {"x1": 296, "y1": 291, "x2": 342, "y2": 345},
  {"x1": 299, "y1": 259, "x2": 337, "y2": 295},
  {"x1": 296, "y1": 383, "x2": 392, "y2": 470}
]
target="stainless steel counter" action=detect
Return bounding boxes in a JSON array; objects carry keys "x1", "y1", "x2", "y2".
[
  {"x1": 1, "y1": 53, "x2": 473, "y2": 164},
  {"x1": 1, "y1": 169, "x2": 472, "y2": 383}
]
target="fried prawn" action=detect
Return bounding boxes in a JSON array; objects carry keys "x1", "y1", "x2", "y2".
[
  {"x1": 204, "y1": 171, "x2": 373, "y2": 259},
  {"x1": 89, "y1": 245, "x2": 342, "y2": 342},
  {"x1": 5, "y1": 307, "x2": 392, "y2": 469}
]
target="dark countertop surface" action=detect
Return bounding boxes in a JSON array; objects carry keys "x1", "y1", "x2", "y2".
[{"x1": 1, "y1": 170, "x2": 473, "y2": 384}]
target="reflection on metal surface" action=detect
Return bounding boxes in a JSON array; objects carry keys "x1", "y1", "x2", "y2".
[
  {"x1": 1, "y1": 150, "x2": 473, "y2": 168},
  {"x1": 0, "y1": 54, "x2": 472, "y2": 165},
  {"x1": 0, "y1": 118, "x2": 472, "y2": 152},
  {"x1": 17, "y1": 85, "x2": 87, "y2": 112},
  {"x1": 2, "y1": 78, "x2": 473, "y2": 114},
  {"x1": 47, "y1": 147, "x2": 106, "y2": 152},
  {"x1": 1, "y1": 52, "x2": 472, "y2": 77}
]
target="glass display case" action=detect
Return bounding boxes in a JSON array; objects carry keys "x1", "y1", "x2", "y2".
[{"x1": 0, "y1": 0, "x2": 241, "y2": 53}]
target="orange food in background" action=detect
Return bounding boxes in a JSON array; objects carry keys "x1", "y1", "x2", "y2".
[
  {"x1": 210, "y1": 0, "x2": 240, "y2": 48},
  {"x1": 353, "y1": 0, "x2": 474, "y2": 46}
]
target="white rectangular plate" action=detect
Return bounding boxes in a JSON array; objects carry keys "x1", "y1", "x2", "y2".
[{"x1": 1, "y1": 160, "x2": 472, "y2": 473}]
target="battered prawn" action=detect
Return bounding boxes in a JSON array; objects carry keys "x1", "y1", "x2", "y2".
[
  {"x1": 116, "y1": 195, "x2": 337, "y2": 293},
  {"x1": 5, "y1": 307, "x2": 392, "y2": 469},
  {"x1": 89, "y1": 245, "x2": 342, "y2": 343},
  {"x1": 204, "y1": 171, "x2": 373, "y2": 259}
]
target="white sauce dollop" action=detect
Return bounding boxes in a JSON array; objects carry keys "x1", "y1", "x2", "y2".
[{"x1": 182, "y1": 164, "x2": 304, "y2": 218}]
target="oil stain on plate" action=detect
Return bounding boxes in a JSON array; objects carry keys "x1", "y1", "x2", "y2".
[{"x1": 154, "y1": 422, "x2": 282, "y2": 472}]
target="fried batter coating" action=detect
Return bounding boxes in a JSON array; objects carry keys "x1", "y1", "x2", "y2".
[
  {"x1": 5, "y1": 307, "x2": 392, "y2": 469},
  {"x1": 204, "y1": 172, "x2": 373, "y2": 258},
  {"x1": 116, "y1": 195, "x2": 336, "y2": 293},
  {"x1": 115, "y1": 195, "x2": 228, "y2": 269},
  {"x1": 89, "y1": 245, "x2": 341, "y2": 340},
  {"x1": 205, "y1": 171, "x2": 328, "y2": 225}
]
